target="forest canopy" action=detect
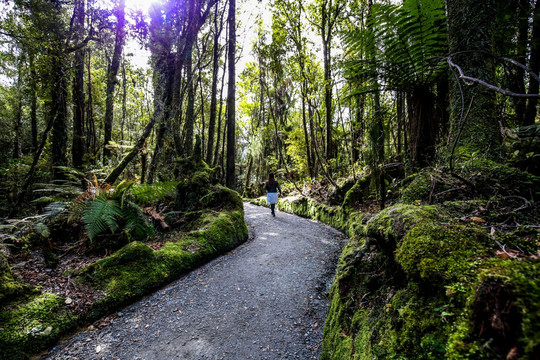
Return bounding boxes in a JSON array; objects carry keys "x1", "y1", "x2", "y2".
[{"x1": 0, "y1": 0, "x2": 538, "y2": 213}]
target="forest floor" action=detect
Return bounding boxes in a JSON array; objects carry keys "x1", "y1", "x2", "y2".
[{"x1": 37, "y1": 202, "x2": 347, "y2": 360}]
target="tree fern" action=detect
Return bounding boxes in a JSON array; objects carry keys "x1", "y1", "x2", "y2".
[
  {"x1": 82, "y1": 196, "x2": 123, "y2": 242},
  {"x1": 342, "y1": 0, "x2": 447, "y2": 166},
  {"x1": 343, "y1": 0, "x2": 447, "y2": 94}
]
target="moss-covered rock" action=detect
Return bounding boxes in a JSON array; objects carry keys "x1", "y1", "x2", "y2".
[
  {"x1": 1, "y1": 176, "x2": 248, "y2": 360},
  {"x1": 341, "y1": 175, "x2": 370, "y2": 213},
  {"x1": 269, "y1": 192, "x2": 539, "y2": 360},
  {"x1": 80, "y1": 192, "x2": 248, "y2": 322},
  {"x1": 0, "y1": 293, "x2": 76, "y2": 360}
]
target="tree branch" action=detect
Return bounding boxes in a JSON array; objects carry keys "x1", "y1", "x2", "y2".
[{"x1": 448, "y1": 57, "x2": 540, "y2": 98}]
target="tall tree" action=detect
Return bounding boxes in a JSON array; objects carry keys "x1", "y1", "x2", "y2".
[
  {"x1": 226, "y1": 0, "x2": 236, "y2": 188},
  {"x1": 310, "y1": 0, "x2": 344, "y2": 160},
  {"x1": 103, "y1": 0, "x2": 126, "y2": 160},
  {"x1": 447, "y1": 0, "x2": 501, "y2": 158},
  {"x1": 206, "y1": 3, "x2": 225, "y2": 165},
  {"x1": 72, "y1": 0, "x2": 86, "y2": 168}
]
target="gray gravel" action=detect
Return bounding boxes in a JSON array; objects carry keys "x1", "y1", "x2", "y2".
[{"x1": 41, "y1": 202, "x2": 346, "y2": 360}]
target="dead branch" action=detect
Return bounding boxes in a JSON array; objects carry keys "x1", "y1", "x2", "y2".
[{"x1": 448, "y1": 57, "x2": 540, "y2": 98}]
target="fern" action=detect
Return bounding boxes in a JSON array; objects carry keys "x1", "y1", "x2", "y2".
[
  {"x1": 130, "y1": 181, "x2": 179, "y2": 205},
  {"x1": 122, "y1": 201, "x2": 154, "y2": 241},
  {"x1": 342, "y1": 0, "x2": 447, "y2": 93},
  {"x1": 82, "y1": 196, "x2": 123, "y2": 241}
]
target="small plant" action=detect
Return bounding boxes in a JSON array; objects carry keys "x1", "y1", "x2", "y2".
[{"x1": 72, "y1": 178, "x2": 177, "y2": 247}]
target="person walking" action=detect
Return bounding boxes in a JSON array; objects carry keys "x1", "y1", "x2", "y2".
[{"x1": 265, "y1": 173, "x2": 282, "y2": 217}]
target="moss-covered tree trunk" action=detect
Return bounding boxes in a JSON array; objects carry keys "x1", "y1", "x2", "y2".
[
  {"x1": 103, "y1": 0, "x2": 126, "y2": 161},
  {"x1": 72, "y1": 0, "x2": 86, "y2": 168},
  {"x1": 447, "y1": 0, "x2": 502, "y2": 158}
]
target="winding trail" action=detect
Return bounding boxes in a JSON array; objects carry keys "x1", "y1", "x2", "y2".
[{"x1": 42, "y1": 203, "x2": 346, "y2": 360}]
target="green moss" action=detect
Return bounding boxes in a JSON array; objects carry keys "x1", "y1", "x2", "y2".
[
  {"x1": 401, "y1": 173, "x2": 432, "y2": 203},
  {"x1": 0, "y1": 252, "x2": 31, "y2": 303},
  {"x1": 341, "y1": 175, "x2": 370, "y2": 213},
  {"x1": 0, "y1": 293, "x2": 76, "y2": 360},
  {"x1": 364, "y1": 203, "x2": 441, "y2": 244},
  {"x1": 78, "y1": 193, "x2": 248, "y2": 322},
  {"x1": 396, "y1": 223, "x2": 490, "y2": 282},
  {"x1": 200, "y1": 185, "x2": 244, "y2": 211},
  {"x1": 270, "y1": 193, "x2": 538, "y2": 360}
]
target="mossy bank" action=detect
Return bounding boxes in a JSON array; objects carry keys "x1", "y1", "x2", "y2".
[
  {"x1": 0, "y1": 163, "x2": 248, "y2": 360},
  {"x1": 253, "y1": 160, "x2": 539, "y2": 359}
]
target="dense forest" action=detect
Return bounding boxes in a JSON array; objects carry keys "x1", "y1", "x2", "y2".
[
  {"x1": 0, "y1": 0, "x2": 539, "y2": 358},
  {"x1": 0, "y1": 0, "x2": 538, "y2": 205}
]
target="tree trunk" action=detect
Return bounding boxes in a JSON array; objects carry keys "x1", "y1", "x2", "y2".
[
  {"x1": 72, "y1": 0, "x2": 86, "y2": 168},
  {"x1": 407, "y1": 86, "x2": 437, "y2": 167},
  {"x1": 206, "y1": 5, "x2": 224, "y2": 165},
  {"x1": 121, "y1": 60, "x2": 127, "y2": 141},
  {"x1": 13, "y1": 68, "x2": 23, "y2": 159},
  {"x1": 320, "y1": 0, "x2": 336, "y2": 160},
  {"x1": 447, "y1": 0, "x2": 501, "y2": 158},
  {"x1": 147, "y1": 53, "x2": 175, "y2": 184},
  {"x1": 226, "y1": 0, "x2": 236, "y2": 189},
  {"x1": 525, "y1": 0, "x2": 540, "y2": 125},
  {"x1": 184, "y1": 34, "x2": 196, "y2": 156},
  {"x1": 86, "y1": 48, "x2": 96, "y2": 156},
  {"x1": 103, "y1": 0, "x2": 126, "y2": 160},
  {"x1": 29, "y1": 54, "x2": 38, "y2": 152},
  {"x1": 51, "y1": 56, "x2": 68, "y2": 178},
  {"x1": 301, "y1": 81, "x2": 313, "y2": 178}
]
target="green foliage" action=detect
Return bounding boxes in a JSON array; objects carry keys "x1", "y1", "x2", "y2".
[
  {"x1": 343, "y1": 0, "x2": 447, "y2": 93},
  {"x1": 130, "y1": 181, "x2": 179, "y2": 205},
  {"x1": 82, "y1": 196, "x2": 123, "y2": 241},
  {"x1": 79, "y1": 179, "x2": 162, "y2": 246}
]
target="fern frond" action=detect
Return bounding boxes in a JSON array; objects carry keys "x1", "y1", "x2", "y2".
[
  {"x1": 122, "y1": 201, "x2": 154, "y2": 241},
  {"x1": 43, "y1": 201, "x2": 69, "y2": 218},
  {"x1": 342, "y1": 0, "x2": 447, "y2": 93},
  {"x1": 110, "y1": 179, "x2": 136, "y2": 201},
  {"x1": 130, "y1": 181, "x2": 179, "y2": 205},
  {"x1": 82, "y1": 196, "x2": 122, "y2": 241}
]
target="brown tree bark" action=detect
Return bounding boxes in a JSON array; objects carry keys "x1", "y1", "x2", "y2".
[
  {"x1": 226, "y1": 0, "x2": 236, "y2": 189},
  {"x1": 72, "y1": 0, "x2": 86, "y2": 168},
  {"x1": 103, "y1": 0, "x2": 126, "y2": 160}
]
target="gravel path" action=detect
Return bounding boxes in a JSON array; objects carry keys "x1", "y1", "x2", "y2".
[{"x1": 41, "y1": 202, "x2": 346, "y2": 360}]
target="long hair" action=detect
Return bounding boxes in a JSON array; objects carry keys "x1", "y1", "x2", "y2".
[{"x1": 268, "y1": 173, "x2": 275, "y2": 187}]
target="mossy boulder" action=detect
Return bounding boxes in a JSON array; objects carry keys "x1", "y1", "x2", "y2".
[
  {"x1": 0, "y1": 293, "x2": 76, "y2": 360},
  {"x1": 271, "y1": 193, "x2": 539, "y2": 360},
  {"x1": 341, "y1": 175, "x2": 370, "y2": 213},
  {"x1": 401, "y1": 160, "x2": 540, "y2": 204},
  {"x1": 77, "y1": 186, "x2": 248, "y2": 322}
]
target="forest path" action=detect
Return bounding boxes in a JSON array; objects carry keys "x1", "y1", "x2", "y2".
[{"x1": 41, "y1": 203, "x2": 346, "y2": 360}]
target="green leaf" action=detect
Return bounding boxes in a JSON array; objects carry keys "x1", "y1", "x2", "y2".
[{"x1": 82, "y1": 196, "x2": 123, "y2": 241}]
